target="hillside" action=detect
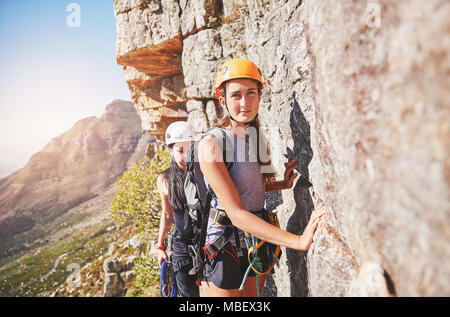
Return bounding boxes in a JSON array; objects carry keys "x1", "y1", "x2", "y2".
[
  {"x1": 0, "y1": 100, "x2": 155, "y2": 296},
  {"x1": 0, "y1": 100, "x2": 149, "y2": 237}
]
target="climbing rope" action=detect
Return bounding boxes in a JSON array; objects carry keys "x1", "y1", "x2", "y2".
[
  {"x1": 160, "y1": 259, "x2": 177, "y2": 297},
  {"x1": 238, "y1": 211, "x2": 282, "y2": 296},
  {"x1": 252, "y1": 234, "x2": 260, "y2": 297},
  {"x1": 239, "y1": 234, "x2": 262, "y2": 296}
]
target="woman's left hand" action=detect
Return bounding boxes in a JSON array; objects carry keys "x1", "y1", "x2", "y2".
[{"x1": 282, "y1": 156, "x2": 299, "y2": 189}]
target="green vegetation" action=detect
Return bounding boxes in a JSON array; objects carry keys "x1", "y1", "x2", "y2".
[
  {"x1": 0, "y1": 215, "x2": 35, "y2": 240},
  {"x1": 0, "y1": 221, "x2": 114, "y2": 296},
  {"x1": 110, "y1": 149, "x2": 170, "y2": 297},
  {"x1": 110, "y1": 149, "x2": 169, "y2": 238},
  {"x1": 125, "y1": 254, "x2": 161, "y2": 297}
]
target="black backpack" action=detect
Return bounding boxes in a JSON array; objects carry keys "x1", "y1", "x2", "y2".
[{"x1": 183, "y1": 127, "x2": 235, "y2": 281}]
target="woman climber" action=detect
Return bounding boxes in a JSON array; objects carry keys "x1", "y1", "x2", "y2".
[
  {"x1": 197, "y1": 58, "x2": 325, "y2": 297},
  {"x1": 156, "y1": 121, "x2": 199, "y2": 297}
]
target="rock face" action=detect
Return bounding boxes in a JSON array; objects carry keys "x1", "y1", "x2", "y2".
[{"x1": 113, "y1": 0, "x2": 449, "y2": 296}]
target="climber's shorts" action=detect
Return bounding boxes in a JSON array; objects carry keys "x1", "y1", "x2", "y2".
[
  {"x1": 172, "y1": 254, "x2": 200, "y2": 297},
  {"x1": 203, "y1": 240, "x2": 255, "y2": 290}
]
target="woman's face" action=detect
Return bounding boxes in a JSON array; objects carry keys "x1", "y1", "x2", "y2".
[
  {"x1": 169, "y1": 141, "x2": 193, "y2": 171},
  {"x1": 220, "y1": 78, "x2": 260, "y2": 123}
]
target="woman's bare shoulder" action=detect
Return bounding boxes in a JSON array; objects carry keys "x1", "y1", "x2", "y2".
[
  {"x1": 157, "y1": 173, "x2": 168, "y2": 194},
  {"x1": 198, "y1": 135, "x2": 221, "y2": 162},
  {"x1": 200, "y1": 134, "x2": 217, "y2": 144}
]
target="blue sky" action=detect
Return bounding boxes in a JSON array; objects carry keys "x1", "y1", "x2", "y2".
[{"x1": 0, "y1": 0, "x2": 131, "y2": 174}]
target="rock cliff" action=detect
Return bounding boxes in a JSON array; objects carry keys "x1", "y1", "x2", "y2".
[{"x1": 113, "y1": 0, "x2": 449, "y2": 296}]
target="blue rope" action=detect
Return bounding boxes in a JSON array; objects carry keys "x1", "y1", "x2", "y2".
[{"x1": 160, "y1": 260, "x2": 177, "y2": 297}]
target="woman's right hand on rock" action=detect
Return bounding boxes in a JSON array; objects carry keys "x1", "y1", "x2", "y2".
[{"x1": 298, "y1": 209, "x2": 325, "y2": 251}]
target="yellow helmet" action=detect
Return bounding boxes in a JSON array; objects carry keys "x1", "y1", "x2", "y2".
[{"x1": 215, "y1": 58, "x2": 263, "y2": 99}]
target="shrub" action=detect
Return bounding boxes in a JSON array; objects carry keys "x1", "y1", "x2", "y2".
[
  {"x1": 133, "y1": 255, "x2": 160, "y2": 290},
  {"x1": 110, "y1": 149, "x2": 170, "y2": 239}
]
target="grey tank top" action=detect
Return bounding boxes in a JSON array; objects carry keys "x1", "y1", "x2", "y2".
[{"x1": 203, "y1": 128, "x2": 266, "y2": 246}]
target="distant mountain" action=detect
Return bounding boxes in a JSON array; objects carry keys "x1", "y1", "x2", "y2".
[
  {"x1": 0, "y1": 144, "x2": 41, "y2": 179},
  {"x1": 0, "y1": 100, "x2": 152, "y2": 241}
]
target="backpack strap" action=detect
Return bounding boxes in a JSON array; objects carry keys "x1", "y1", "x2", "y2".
[
  {"x1": 195, "y1": 190, "x2": 213, "y2": 282},
  {"x1": 185, "y1": 128, "x2": 233, "y2": 205},
  {"x1": 194, "y1": 128, "x2": 236, "y2": 283}
]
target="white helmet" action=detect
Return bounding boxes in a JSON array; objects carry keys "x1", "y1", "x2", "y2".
[{"x1": 165, "y1": 121, "x2": 193, "y2": 145}]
